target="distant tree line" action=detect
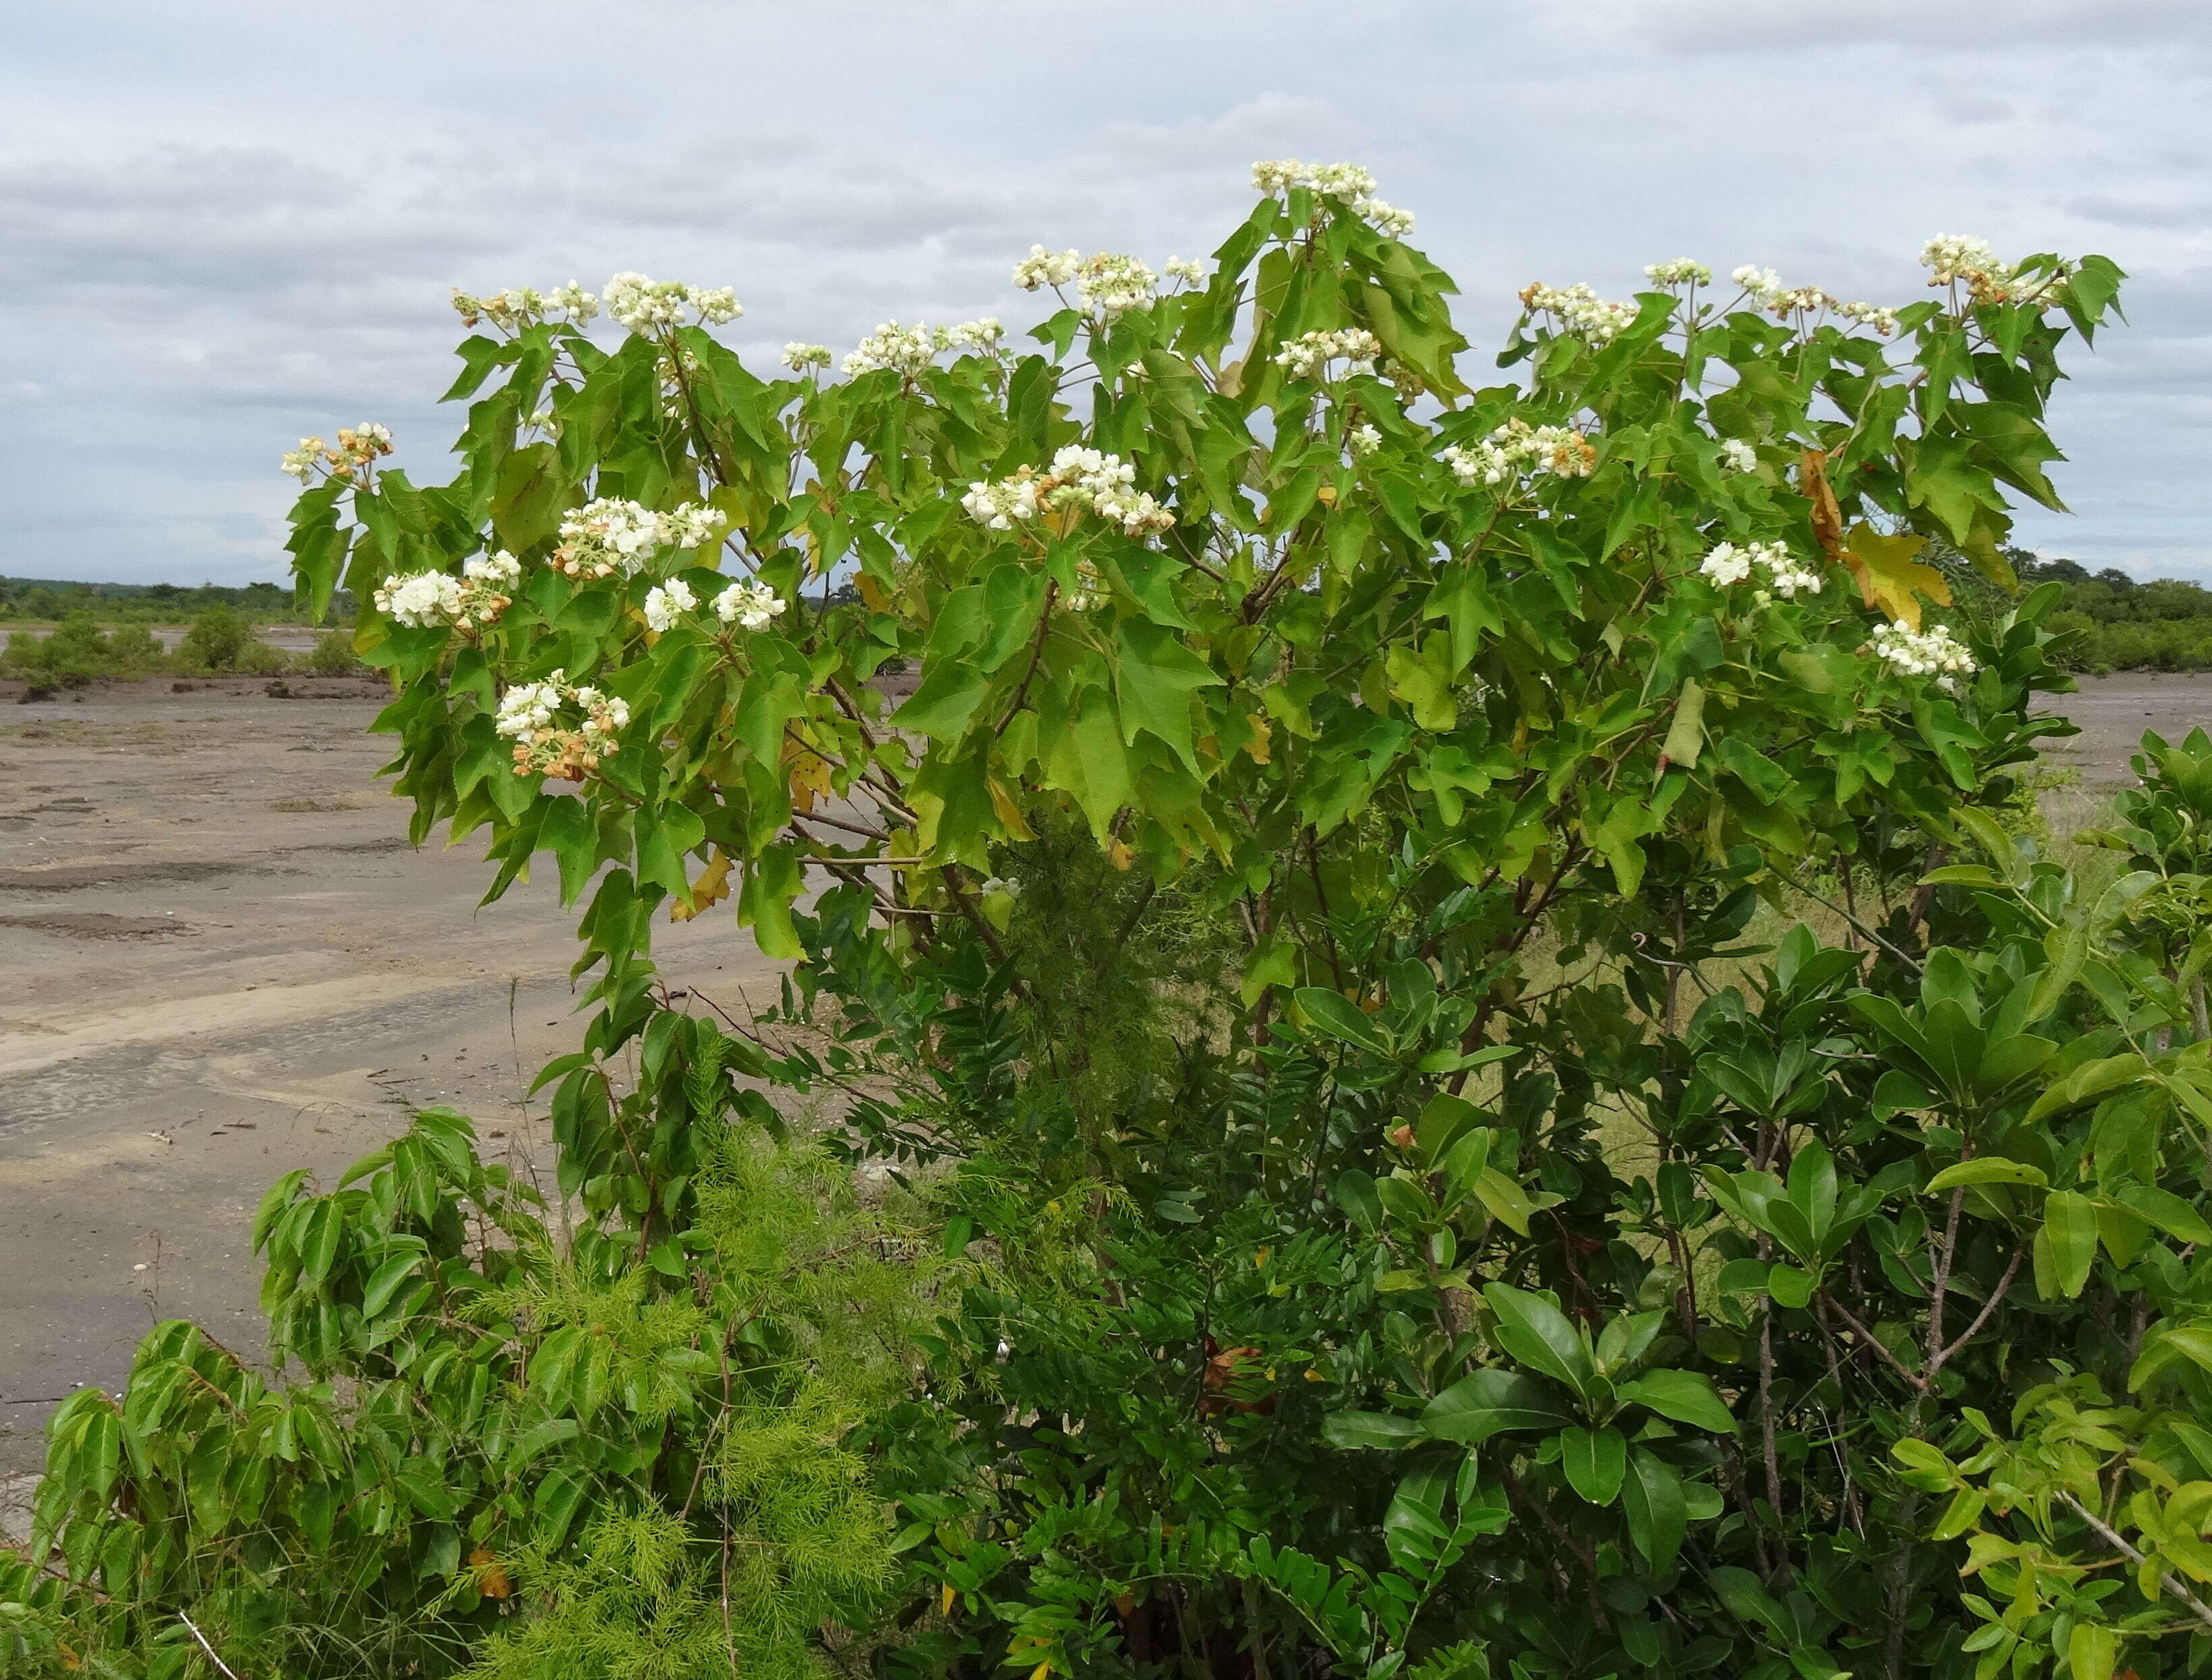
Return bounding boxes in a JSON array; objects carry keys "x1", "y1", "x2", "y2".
[{"x1": 0, "y1": 576, "x2": 356, "y2": 624}]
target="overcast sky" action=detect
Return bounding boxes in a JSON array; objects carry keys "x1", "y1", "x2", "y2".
[{"x1": 4, "y1": 0, "x2": 2207, "y2": 586}]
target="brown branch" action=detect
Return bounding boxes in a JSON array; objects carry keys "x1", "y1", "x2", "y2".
[
  {"x1": 1816, "y1": 1290, "x2": 1928, "y2": 1392},
  {"x1": 1933, "y1": 1241, "x2": 2027, "y2": 1371}
]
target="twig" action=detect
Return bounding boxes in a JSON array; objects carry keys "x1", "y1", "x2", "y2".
[
  {"x1": 1817, "y1": 1291, "x2": 1928, "y2": 1391},
  {"x1": 1934, "y1": 1242, "x2": 2027, "y2": 1369},
  {"x1": 180, "y1": 1613, "x2": 247, "y2": 1680},
  {"x1": 2060, "y1": 1493, "x2": 2212, "y2": 1633}
]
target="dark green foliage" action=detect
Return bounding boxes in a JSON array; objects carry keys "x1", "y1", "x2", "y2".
[
  {"x1": 0, "y1": 576, "x2": 353, "y2": 626},
  {"x1": 2008, "y1": 555, "x2": 2212, "y2": 672}
]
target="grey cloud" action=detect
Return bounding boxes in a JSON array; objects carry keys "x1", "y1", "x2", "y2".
[
  {"x1": 1594, "y1": 0, "x2": 2212, "y2": 53},
  {"x1": 2064, "y1": 193, "x2": 2212, "y2": 230},
  {"x1": 2, "y1": 0, "x2": 2207, "y2": 583}
]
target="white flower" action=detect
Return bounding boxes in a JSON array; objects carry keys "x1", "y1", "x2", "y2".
[
  {"x1": 1519, "y1": 282, "x2": 1636, "y2": 345},
  {"x1": 712, "y1": 580, "x2": 786, "y2": 632},
  {"x1": 1252, "y1": 160, "x2": 1414, "y2": 236},
  {"x1": 376, "y1": 571, "x2": 465, "y2": 628},
  {"x1": 451, "y1": 282, "x2": 599, "y2": 330},
  {"x1": 1353, "y1": 196, "x2": 1415, "y2": 237},
  {"x1": 1644, "y1": 258, "x2": 1712, "y2": 287},
  {"x1": 843, "y1": 321, "x2": 938, "y2": 379},
  {"x1": 1919, "y1": 233, "x2": 2051, "y2": 307},
  {"x1": 291, "y1": 424, "x2": 396, "y2": 482},
  {"x1": 963, "y1": 445, "x2": 1172, "y2": 539},
  {"x1": 1834, "y1": 299, "x2": 1901, "y2": 336},
  {"x1": 280, "y1": 438, "x2": 326, "y2": 482},
  {"x1": 1700, "y1": 539, "x2": 1821, "y2": 598},
  {"x1": 603, "y1": 272, "x2": 741, "y2": 333},
  {"x1": 1075, "y1": 253, "x2": 1157, "y2": 321},
  {"x1": 643, "y1": 578, "x2": 697, "y2": 633},
  {"x1": 374, "y1": 550, "x2": 523, "y2": 631},
  {"x1": 551, "y1": 499, "x2": 715, "y2": 580},
  {"x1": 1731, "y1": 265, "x2": 1786, "y2": 301},
  {"x1": 1919, "y1": 234, "x2": 1999, "y2": 287},
  {"x1": 782, "y1": 342, "x2": 832, "y2": 372},
  {"x1": 1350, "y1": 424, "x2": 1383, "y2": 458},
  {"x1": 495, "y1": 669, "x2": 628, "y2": 779},
  {"x1": 1699, "y1": 544, "x2": 1755, "y2": 588},
  {"x1": 1273, "y1": 328, "x2": 1382, "y2": 379},
  {"x1": 941, "y1": 317, "x2": 1007, "y2": 352},
  {"x1": 1443, "y1": 417, "x2": 1596, "y2": 489},
  {"x1": 1870, "y1": 620, "x2": 1978, "y2": 682},
  {"x1": 1013, "y1": 245, "x2": 1082, "y2": 289},
  {"x1": 1720, "y1": 438, "x2": 1759, "y2": 475},
  {"x1": 1163, "y1": 256, "x2": 1207, "y2": 284}
]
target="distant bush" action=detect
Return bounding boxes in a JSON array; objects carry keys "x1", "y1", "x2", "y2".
[
  {"x1": 300, "y1": 626, "x2": 367, "y2": 676},
  {"x1": 175, "y1": 606, "x2": 252, "y2": 672},
  {"x1": 1, "y1": 612, "x2": 167, "y2": 686}
]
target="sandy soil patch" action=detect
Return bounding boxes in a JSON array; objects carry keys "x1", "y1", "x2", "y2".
[{"x1": 0, "y1": 676, "x2": 793, "y2": 1469}]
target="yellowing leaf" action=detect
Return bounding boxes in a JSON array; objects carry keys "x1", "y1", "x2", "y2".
[
  {"x1": 1244, "y1": 713, "x2": 1273, "y2": 765},
  {"x1": 1107, "y1": 835, "x2": 1136, "y2": 871},
  {"x1": 786, "y1": 746, "x2": 832, "y2": 814},
  {"x1": 1800, "y1": 449, "x2": 1846, "y2": 559},
  {"x1": 988, "y1": 777, "x2": 1037, "y2": 840},
  {"x1": 940, "y1": 1583, "x2": 956, "y2": 1616},
  {"x1": 855, "y1": 572, "x2": 890, "y2": 612},
  {"x1": 1843, "y1": 524, "x2": 1951, "y2": 631},
  {"x1": 670, "y1": 850, "x2": 734, "y2": 922}
]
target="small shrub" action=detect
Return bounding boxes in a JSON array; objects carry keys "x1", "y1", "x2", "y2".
[
  {"x1": 176, "y1": 605, "x2": 251, "y2": 671},
  {"x1": 300, "y1": 627, "x2": 366, "y2": 676}
]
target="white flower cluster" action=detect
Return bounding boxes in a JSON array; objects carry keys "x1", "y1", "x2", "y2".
[
  {"x1": 1250, "y1": 159, "x2": 1415, "y2": 236},
  {"x1": 1442, "y1": 417, "x2": 1597, "y2": 488},
  {"x1": 374, "y1": 551, "x2": 523, "y2": 631},
  {"x1": 1870, "y1": 619, "x2": 1977, "y2": 688},
  {"x1": 1919, "y1": 234, "x2": 2048, "y2": 308},
  {"x1": 642, "y1": 578, "x2": 697, "y2": 634},
  {"x1": 603, "y1": 273, "x2": 743, "y2": 333},
  {"x1": 1274, "y1": 328, "x2": 1382, "y2": 379},
  {"x1": 1720, "y1": 438, "x2": 1759, "y2": 474},
  {"x1": 1644, "y1": 258, "x2": 1713, "y2": 287},
  {"x1": 1350, "y1": 423, "x2": 1383, "y2": 459},
  {"x1": 1163, "y1": 257, "x2": 1207, "y2": 285},
  {"x1": 844, "y1": 322, "x2": 936, "y2": 379},
  {"x1": 495, "y1": 669, "x2": 631, "y2": 780},
  {"x1": 1699, "y1": 540, "x2": 1823, "y2": 599},
  {"x1": 451, "y1": 283, "x2": 598, "y2": 331},
  {"x1": 714, "y1": 580, "x2": 787, "y2": 630},
  {"x1": 551, "y1": 499, "x2": 719, "y2": 580},
  {"x1": 961, "y1": 444, "x2": 1173, "y2": 538},
  {"x1": 782, "y1": 342, "x2": 832, "y2": 372},
  {"x1": 1013, "y1": 246, "x2": 1080, "y2": 289},
  {"x1": 1076, "y1": 253, "x2": 1157, "y2": 320},
  {"x1": 1519, "y1": 282, "x2": 1638, "y2": 345},
  {"x1": 1729, "y1": 268, "x2": 1898, "y2": 335},
  {"x1": 840, "y1": 319, "x2": 1003, "y2": 379},
  {"x1": 1011, "y1": 248, "x2": 1161, "y2": 320},
  {"x1": 281, "y1": 422, "x2": 395, "y2": 484}
]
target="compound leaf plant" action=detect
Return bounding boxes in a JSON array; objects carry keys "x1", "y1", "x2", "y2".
[{"x1": 11, "y1": 161, "x2": 2205, "y2": 1680}]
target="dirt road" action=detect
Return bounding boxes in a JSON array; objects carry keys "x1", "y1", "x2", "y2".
[
  {"x1": 0, "y1": 676, "x2": 789, "y2": 1471},
  {"x1": 0, "y1": 668, "x2": 2205, "y2": 1476}
]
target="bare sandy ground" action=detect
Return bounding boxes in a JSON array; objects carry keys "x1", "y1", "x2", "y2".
[
  {"x1": 0, "y1": 676, "x2": 794, "y2": 1473},
  {"x1": 0, "y1": 667, "x2": 2204, "y2": 1485}
]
